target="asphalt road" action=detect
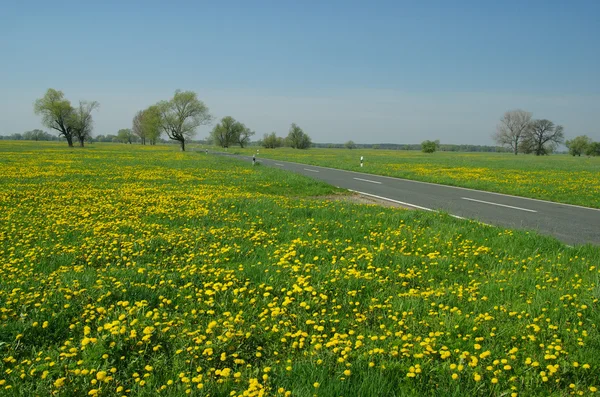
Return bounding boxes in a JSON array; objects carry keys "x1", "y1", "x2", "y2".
[{"x1": 217, "y1": 152, "x2": 600, "y2": 246}]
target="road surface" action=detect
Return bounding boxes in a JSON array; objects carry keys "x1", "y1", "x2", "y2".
[{"x1": 216, "y1": 152, "x2": 600, "y2": 246}]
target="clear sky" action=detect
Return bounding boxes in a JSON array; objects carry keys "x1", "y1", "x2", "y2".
[{"x1": 1, "y1": 0, "x2": 599, "y2": 145}]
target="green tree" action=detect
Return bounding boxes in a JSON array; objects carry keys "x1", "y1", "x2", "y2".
[
  {"x1": 585, "y1": 141, "x2": 600, "y2": 156},
  {"x1": 211, "y1": 116, "x2": 244, "y2": 148},
  {"x1": 143, "y1": 105, "x2": 162, "y2": 145},
  {"x1": 345, "y1": 140, "x2": 356, "y2": 149},
  {"x1": 117, "y1": 128, "x2": 134, "y2": 144},
  {"x1": 421, "y1": 140, "x2": 439, "y2": 153},
  {"x1": 71, "y1": 101, "x2": 100, "y2": 147},
  {"x1": 34, "y1": 88, "x2": 75, "y2": 147},
  {"x1": 565, "y1": 135, "x2": 592, "y2": 156},
  {"x1": 238, "y1": 125, "x2": 255, "y2": 148},
  {"x1": 262, "y1": 132, "x2": 283, "y2": 148},
  {"x1": 23, "y1": 129, "x2": 52, "y2": 141},
  {"x1": 286, "y1": 123, "x2": 311, "y2": 149},
  {"x1": 157, "y1": 90, "x2": 212, "y2": 151}
]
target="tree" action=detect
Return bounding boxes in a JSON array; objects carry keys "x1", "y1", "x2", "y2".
[
  {"x1": 421, "y1": 140, "x2": 439, "y2": 153},
  {"x1": 117, "y1": 128, "x2": 134, "y2": 144},
  {"x1": 143, "y1": 105, "x2": 162, "y2": 145},
  {"x1": 262, "y1": 132, "x2": 284, "y2": 148},
  {"x1": 286, "y1": 123, "x2": 311, "y2": 149},
  {"x1": 585, "y1": 141, "x2": 600, "y2": 156},
  {"x1": 71, "y1": 101, "x2": 99, "y2": 147},
  {"x1": 524, "y1": 119, "x2": 564, "y2": 155},
  {"x1": 565, "y1": 135, "x2": 592, "y2": 156},
  {"x1": 132, "y1": 110, "x2": 146, "y2": 145},
  {"x1": 238, "y1": 125, "x2": 255, "y2": 148},
  {"x1": 492, "y1": 110, "x2": 533, "y2": 155},
  {"x1": 157, "y1": 90, "x2": 212, "y2": 151},
  {"x1": 23, "y1": 129, "x2": 52, "y2": 141},
  {"x1": 210, "y1": 116, "x2": 244, "y2": 148},
  {"x1": 34, "y1": 88, "x2": 75, "y2": 147},
  {"x1": 345, "y1": 140, "x2": 356, "y2": 149}
]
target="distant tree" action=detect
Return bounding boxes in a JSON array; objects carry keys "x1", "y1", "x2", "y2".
[
  {"x1": 286, "y1": 123, "x2": 311, "y2": 149},
  {"x1": 211, "y1": 116, "x2": 244, "y2": 148},
  {"x1": 585, "y1": 141, "x2": 600, "y2": 156},
  {"x1": 117, "y1": 128, "x2": 134, "y2": 144},
  {"x1": 71, "y1": 100, "x2": 99, "y2": 147},
  {"x1": 237, "y1": 125, "x2": 255, "y2": 148},
  {"x1": 421, "y1": 140, "x2": 439, "y2": 153},
  {"x1": 22, "y1": 129, "x2": 52, "y2": 141},
  {"x1": 492, "y1": 110, "x2": 533, "y2": 155},
  {"x1": 372, "y1": 144, "x2": 380, "y2": 150},
  {"x1": 345, "y1": 140, "x2": 356, "y2": 149},
  {"x1": 523, "y1": 119, "x2": 564, "y2": 155},
  {"x1": 144, "y1": 105, "x2": 162, "y2": 145},
  {"x1": 132, "y1": 110, "x2": 146, "y2": 145},
  {"x1": 262, "y1": 132, "x2": 284, "y2": 148},
  {"x1": 157, "y1": 90, "x2": 212, "y2": 151},
  {"x1": 565, "y1": 135, "x2": 592, "y2": 156},
  {"x1": 34, "y1": 88, "x2": 76, "y2": 147}
]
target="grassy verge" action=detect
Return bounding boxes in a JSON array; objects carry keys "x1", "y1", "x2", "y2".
[
  {"x1": 1, "y1": 141, "x2": 599, "y2": 396},
  {"x1": 210, "y1": 146, "x2": 600, "y2": 209}
]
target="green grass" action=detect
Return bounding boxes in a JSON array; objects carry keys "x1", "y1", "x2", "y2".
[
  {"x1": 0, "y1": 141, "x2": 599, "y2": 397},
  {"x1": 215, "y1": 146, "x2": 600, "y2": 208}
]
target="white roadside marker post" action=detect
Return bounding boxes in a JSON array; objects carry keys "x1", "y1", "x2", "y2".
[{"x1": 360, "y1": 156, "x2": 364, "y2": 167}]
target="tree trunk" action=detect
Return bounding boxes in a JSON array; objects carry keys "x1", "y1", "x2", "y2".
[
  {"x1": 180, "y1": 139, "x2": 185, "y2": 151},
  {"x1": 66, "y1": 135, "x2": 74, "y2": 147},
  {"x1": 79, "y1": 137, "x2": 85, "y2": 147}
]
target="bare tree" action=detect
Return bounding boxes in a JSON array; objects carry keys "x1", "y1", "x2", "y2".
[
  {"x1": 524, "y1": 119, "x2": 564, "y2": 155},
  {"x1": 157, "y1": 90, "x2": 212, "y2": 151},
  {"x1": 132, "y1": 110, "x2": 146, "y2": 145},
  {"x1": 71, "y1": 101, "x2": 99, "y2": 147},
  {"x1": 34, "y1": 88, "x2": 75, "y2": 147},
  {"x1": 492, "y1": 110, "x2": 532, "y2": 155}
]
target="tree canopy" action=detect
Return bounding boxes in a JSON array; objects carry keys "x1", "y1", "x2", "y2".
[
  {"x1": 286, "y1": 123, "x2": 311, "y2": 149},
  {"x1": 34, "y1": 89, "x2": 76, "y2": 147},
  {"x1": 157, "y1": 90, "x2": 212, "y2": 151}
]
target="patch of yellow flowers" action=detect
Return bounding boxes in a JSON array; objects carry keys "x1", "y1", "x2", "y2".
[{"x1": 0, "y1": 142, "x2": 598, "y2": 396}]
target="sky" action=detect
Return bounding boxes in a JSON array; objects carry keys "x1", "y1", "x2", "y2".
[{"x1": 1, "y1": 0, "x2": 599, "y2": 145}]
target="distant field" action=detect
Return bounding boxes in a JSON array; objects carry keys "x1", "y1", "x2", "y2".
[
  {"x1": 1, "y1": 141, "x2": 599, "y2": 397},
  {"x1": 220, "y1": 147, "x2": 600, "y2": 209}
]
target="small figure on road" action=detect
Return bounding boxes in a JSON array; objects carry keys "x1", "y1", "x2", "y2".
[
  {"x1": 360, "y1": 156, "x2": 364, "y2": 167},
  {"x1": 252, "y1": 154, "x2": 256, "y2": 166}
]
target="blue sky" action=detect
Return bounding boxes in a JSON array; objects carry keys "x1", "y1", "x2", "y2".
[{"x1": 1, "y1": 0, "x2": 599, "y2": 144}]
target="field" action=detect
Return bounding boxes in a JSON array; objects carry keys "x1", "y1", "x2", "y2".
[
  {"x1": 223, "y1": 147, "x2": 600, "y2": 209},
  {"x1": 1, "y1": 141, "x2": 599, "y2": 397}
]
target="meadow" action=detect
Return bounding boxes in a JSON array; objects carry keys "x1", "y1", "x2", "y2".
[
  {"x1": 1, "y1": 141, "x2": 599, "y2": 397},
  {"x1": 223, "y1": 147, "x2": 600, "y2": 209}
]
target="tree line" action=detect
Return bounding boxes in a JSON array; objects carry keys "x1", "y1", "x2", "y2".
[{"x1": 28, "y1": 90, "x2": 599, "y2": 153}]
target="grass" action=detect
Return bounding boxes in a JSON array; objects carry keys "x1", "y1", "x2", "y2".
[
  {"x1": 215, "y1": 146, "x2": 600, "y2": 209},
  {"x1": 0, "y1": 141, "x2": 599, "y2": 396}
]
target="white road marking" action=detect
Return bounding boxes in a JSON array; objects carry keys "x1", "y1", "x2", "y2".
[
  {"x1": 461, "y1": 197, "x2": 537, "y2": 213},
  {"x1": 353, "y1": 177, "x2": 382, "y2": 184},
  {"x1": 251, "y1": 156, "x2": 600, "y2": 212},
  {"x1": 275, "y1": 163, "x2": 284, "y2": 166},
  {"x1": 349, "y1": 190, "x2": 493, "y2": 226},
  {"x1": 349, "y1": 190, "x2": 435, "y2": 211},
  {"x1": 304, "y1": 168, "x2": 319, "y2": 173}
]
